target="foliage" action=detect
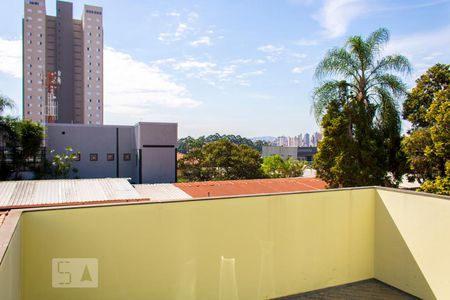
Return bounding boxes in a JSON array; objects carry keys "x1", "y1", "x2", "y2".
[
  {"x1": 49, "y1": 147, "x2": 80, "y2": 179},
  {"x1": 19, "y1": 120, "x2": 44, "y2": 159},
  {"x1": 402, "y1": 65, "x2": 449, "y2": 191},
  {"x1": 0, "y1": 117, "x2": 44, "y2": 180},
  {"x1": 402, "y1": 64, "x2": 450, "y2": 129},
  {"x1": 178, "y1": 139, "x2": 264, "y2": 181},
  {"x1": 261, "y1": 155, "x2": 306, "y2": 178},
  {"x1": 312, "y1": 28, "x2": 410, "y2": 188},
  {"x1": 178, "y1": 134, "x2": 269, "y2": 154},
  {"x1": 0, "y1": 94, "x2": 14, "y2": 115}
]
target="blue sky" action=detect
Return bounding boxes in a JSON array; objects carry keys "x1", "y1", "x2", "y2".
[{"x1": 0, "y1": 0, "x2": 449, "y2": 137}]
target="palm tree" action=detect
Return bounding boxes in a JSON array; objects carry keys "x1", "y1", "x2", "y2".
[
  {"x1": 0, "y1": 95, "x2": 14, "y2": 115},
  {"x1": 313, "y1": 28, "x2": 411, "y2": 131}
]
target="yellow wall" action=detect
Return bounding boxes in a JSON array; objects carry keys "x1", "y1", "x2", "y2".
[
  {"x1": 0, "y1": 220, "x2": 22, "y2": 300},
  {"x1": 375, "y1": 189, "x2": 450, "y2": 300},
  {"x1": 21, "y1": 189, "x2": 375, "y2": 300}
]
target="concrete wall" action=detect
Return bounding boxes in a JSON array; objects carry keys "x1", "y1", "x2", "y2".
[
  {"x1": 20, "y1": 189, "x2": 375, "y2": 300},
  {"x1": 262, "y1": 146, "x2": 317, "y2": 162},
  {"x1": 262, "y1": 146, "x2": 298, "y2": 160},
  {"x1": 136, "y1": 122, "x2": 177, "y2": 183},
  {"x1": 375, "y1": 189, "x2": 450, "y2": 299},
  {"x1": 46, "y1": 124, "x2": 133, "y2": 179},
  {"x1": 46, "y1": 123, "x2": 177, "y2": 183},
  {"x1": 0, "y1": 217, "x2": 22, "y2": 300},
  {"x1": 56, "y1": 1, "x2": 75, "y2": 123}
]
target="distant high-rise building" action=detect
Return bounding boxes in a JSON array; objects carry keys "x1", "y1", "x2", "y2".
[
  {"x1": 303, "y1": 133, "x2": 310, "y2": 147},
  {"x1": 23, "y1": 0, "x2": 103, "y2": 125},
  {"x1": 298, "y1": 134, "x2": 303, "y2": 147},
  {"x1": 314, "y1": 132, "x2": 323, "y2": 145}
]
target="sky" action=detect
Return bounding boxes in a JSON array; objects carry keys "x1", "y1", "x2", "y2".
[{"x1": 0, "y1": 0, "x2": 449, "y2": 138}]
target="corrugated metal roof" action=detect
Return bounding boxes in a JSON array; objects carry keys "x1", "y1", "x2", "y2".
[
  {"x1": 0, "y1": 178, "x2": 148, "y2": 209},
  {"x1": 134, "y1": 184, "x2": 192, "y2": 202},
  {"x1": 175, "y1": 177, "x2": 327, "y2": 198}
]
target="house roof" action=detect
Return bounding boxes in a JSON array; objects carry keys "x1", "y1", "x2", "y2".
[
  {"x1": 175, "y1": 177, "x2": 327, "y2": 198},
  {"x1": 134, "y1": 184, "x2": 192, "y2": 202},
  {"x1": 0, "y1": 178, "x2": 148, "y2": 209}
]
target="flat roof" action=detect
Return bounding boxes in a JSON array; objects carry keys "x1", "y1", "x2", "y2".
[
  {"x1": 134, "y1": 184, "x2": 192, "y2": 202},
  {"x1": 0, "y1": 178, "x2": 148, "y2": 210}
]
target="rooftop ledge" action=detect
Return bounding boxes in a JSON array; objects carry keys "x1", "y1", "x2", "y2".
[{"x1": 0, "y1": 187, "x2": 449, "y2": 300}]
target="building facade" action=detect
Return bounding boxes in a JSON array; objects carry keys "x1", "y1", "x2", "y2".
[
  {"x1": 46, "y1": 122, "x2": 177, "y2": 184},
  {"x1": 262, "y1": 146, "x2": 318, "y2": 163},
  {"x1": 23, "y1": 0, "x2": 103, "y2": 125}
]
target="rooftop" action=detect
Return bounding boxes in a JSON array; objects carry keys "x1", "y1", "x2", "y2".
[
  {"x1": 175, "y1": 177, "x2": 326, "y2": 198},
  {"x1": 0, "y1": 178, "x2": 148, "y2": 210},
  {"x1": 0, "y1": 187, "x2": 448, "y2": 299}
]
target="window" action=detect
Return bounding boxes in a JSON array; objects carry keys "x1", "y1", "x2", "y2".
[
  {"x1": 74, "y1": 153, "x2": 81, "y2": 161},
  {"x1": 123, "y1": 153, "x2": 131, "y2": 161},
  {"x1": 89, "y1": 153, "x2": 98, "y2": 161},
  {"x1": 107, "y1": 153, "x2": 115, "y2": 161}
]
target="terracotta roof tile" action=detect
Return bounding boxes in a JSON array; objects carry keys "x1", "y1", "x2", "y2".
[{"x1": 175, "y1": 177, "x2": 326, "y2": 198}]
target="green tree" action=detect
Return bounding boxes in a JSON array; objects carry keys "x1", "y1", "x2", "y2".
[
  {"x1": 403, "y1": 64, "x2": 450, "y2": 129},
  {"x1": 0, "y1": 116, "x2": 44, "y2": 180},
  {"x1": 49, "y1": 147, "x2": 80, "y2": 179},
  {"x1": 312, "y1": 28, "x2": 411, "y2": 188},
  {"x1": 178, "y1": 139, "x2": 264, "y2": 181},
  {"x1": 262, "y1": 155, "x2": 306, "y2": 178},
  {"x1": 177, "y1": 134, "x2": 268, "y2": 154},
  {"x1": 402, "y1": 64, "x2": 450, "y2": 191},
  {"x1": 0, "y1": 94, "x2": 14, "y2": 116},
  {"x1": 262, "y1": 155, "x2": 286, "y2": 178}
]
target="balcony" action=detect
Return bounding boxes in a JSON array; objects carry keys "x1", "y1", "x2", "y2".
[{"x1": 0, "y1": 187, "x2": 449, "y2": 299}]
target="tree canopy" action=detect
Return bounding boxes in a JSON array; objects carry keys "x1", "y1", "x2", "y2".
[
  {"x1": 261, "y1": 155, "x2": 306, "y2": 178},
  {"x1": 312, "y1": 28, "x2": 411, "y2": 188},
  {"x1": 177, "y1": 134, "x2": 268, "y2": 154},
  {"x1": 178, "y1": 139, "x2": 264, "y2": 182},
  {"x1": 402, "y1": 64, "x2": 450, "y2": 195}
]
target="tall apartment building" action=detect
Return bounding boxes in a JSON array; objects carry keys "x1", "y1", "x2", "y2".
[{"x1": 23, "y1": 0, "x2": 103, "y2": 125}]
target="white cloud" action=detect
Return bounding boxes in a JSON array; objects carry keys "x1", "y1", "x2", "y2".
[
  {"x1": 292, "y1": 64, "x2": 315, "y2": 74},
  {"x1": 257, "y1": 44, "x2": 285, "y2": 55},
  {"x1": 384, "y1": 26, "x2": 450, "y2": 82},
  {"x1": 288, "y1": 0, "x2": 315, "y2": 5},
  {"x1": 295, "y1": 38, "x2": 319, "y2": 46},
  {"x1": 104, "y1": 47, "x2": 201, "y2": 114},
  {"x1": 189, "y1": 36, "x2": 212, "y2": 47},
  {"x1": 173, "y1": 60, "x2": 217, "y2": 71},
  {"x1": 0, "y1": 38, "x2": 22, "y2": 78},
  {"x1": 167, "y1": 11, "x2": 181, "y2": 17},
  {"x1": 315, "y1": 0, "x2": 367, "y2": 38},
  {"x1": 158, "y1": 23, "x2": 192, "y2": 42}
]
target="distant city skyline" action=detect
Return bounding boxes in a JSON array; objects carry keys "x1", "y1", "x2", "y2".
[{"x1": 1, "y1": 0, "x2": 450, "y2": 136}]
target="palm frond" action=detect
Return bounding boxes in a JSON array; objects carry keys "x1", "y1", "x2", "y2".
[
  {"x1": 314, "y1": 48, "x2": 359, "y2": 81},
  {"x1": 312, "y1": 80, "x2": 348, "y2": 123},
  {"x1": 366, "y1": 28, "x2": 390, "y2": 57}
]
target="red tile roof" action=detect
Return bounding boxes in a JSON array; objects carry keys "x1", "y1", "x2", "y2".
[{"x1": 175, "y1": 177, "x2": 327, "y2": 198}]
